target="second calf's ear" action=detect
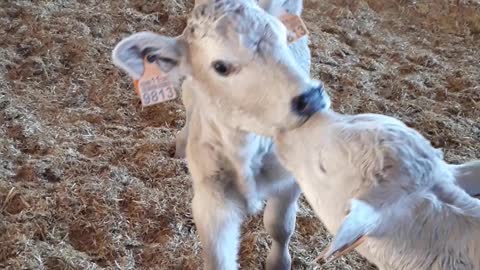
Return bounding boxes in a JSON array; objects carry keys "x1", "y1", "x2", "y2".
[
  {"x1": 321, "y1": 199, "x2": 380, "y2": 263},
  {"x1": 258, "y1": 0, "x2": 304, "y2": 16}
]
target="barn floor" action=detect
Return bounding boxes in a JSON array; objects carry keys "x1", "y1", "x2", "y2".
[{"x1": 0, "y1": 0, "x2": 479, "y2": 269}]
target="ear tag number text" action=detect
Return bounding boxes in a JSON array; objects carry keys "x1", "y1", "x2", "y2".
[{"x1": 132, "y1": 58, "x2": 177, "y2": 107}]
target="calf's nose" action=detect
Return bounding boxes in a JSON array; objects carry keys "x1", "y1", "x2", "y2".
[{"x1": 291, "y1": 86, "x2": 326, "y2": 117}]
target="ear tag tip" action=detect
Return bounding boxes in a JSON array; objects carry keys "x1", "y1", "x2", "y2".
[
  {"x1": 279, "y1": 10, "x2": 309, "y2": 44},
  {"x1": 133, "y1": 79, "x2": 140, "y2": 96}
]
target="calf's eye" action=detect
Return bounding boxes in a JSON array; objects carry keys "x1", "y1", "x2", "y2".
[
  {"x1": 146, "y1": 54, "x2": 157, "y2": 63},
  {"x1": 212, "y1": 60, "x2": 233, "y2": 76}
]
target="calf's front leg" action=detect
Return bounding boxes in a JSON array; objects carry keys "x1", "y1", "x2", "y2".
[{"x1": 192, "y1": 184, "x2": 245, "y2": 270}]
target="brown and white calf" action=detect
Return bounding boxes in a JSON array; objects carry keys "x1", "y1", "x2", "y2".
[{"x1": 112, "y1": 0, "x2": 311, "y2": 269}]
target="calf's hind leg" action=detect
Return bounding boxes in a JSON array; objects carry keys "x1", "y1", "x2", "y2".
[
  {"x1": 174, "y1": 125, "x2": 188, "y2": 158},
  {"x1": 174, "y1": 87, "x2": 194, "y2": 159},
  {"x1": 263, "y1": 182, "x2": 301, "y2": 270}
]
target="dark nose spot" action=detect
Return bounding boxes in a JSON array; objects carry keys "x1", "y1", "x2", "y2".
[
  {"x1": 291, "y1": 95, "x2": 309, "y2": 114},
  {"x1": 291, "y1": 86, "x2": 325, "y2": 117}
]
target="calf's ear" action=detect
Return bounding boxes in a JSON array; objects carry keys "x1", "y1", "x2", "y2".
[
  {"x1": 318, "y1": 199, "x2": 380, "y2": 263},
  {"x1": 258, "y1": 0, "x2": 303, "y2": 16},
  {"x1": 112, "y1": 32, "x2": 190, "y2": 85},
  {"x1": 451, "y1": 160, "x2": 480, "y2": 197}
]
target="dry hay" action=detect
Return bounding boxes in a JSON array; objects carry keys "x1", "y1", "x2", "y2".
[{"x1": 0, "y1": 0, "x2": 479, "y2": 269}]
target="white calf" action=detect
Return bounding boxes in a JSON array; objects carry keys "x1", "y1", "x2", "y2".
[
  {"x1": 273, "y1": 110, "x2": 480, "y2": 270},
  {"x1": 112, "y1": 0, "x2": 312, "y2": 269}
]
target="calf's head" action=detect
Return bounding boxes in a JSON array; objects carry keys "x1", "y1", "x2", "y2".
[
  {"x1": 112, "y1": 0, "x2": 329, "y2": 136},
  {"x1": 318, "y1": 139, "x2": 480, "y2": 264}
]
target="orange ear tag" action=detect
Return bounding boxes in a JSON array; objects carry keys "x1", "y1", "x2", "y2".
[
  {"x1": 133, "y1": 79, "x2": 140, "y2": 96},
  {"x1": 132, "y1": 58, "x2": 177, "y2": 107},
  {"x1": 279, "y1": 11, "x2": 309, "y2": 44}
]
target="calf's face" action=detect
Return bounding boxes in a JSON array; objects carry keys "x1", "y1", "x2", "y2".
[{"x1": 112, "y1": 0, "x2": 329, "y2": 136}]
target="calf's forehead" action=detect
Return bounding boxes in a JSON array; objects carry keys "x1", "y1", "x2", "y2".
[{"x1": 185, "y1": 0, "x2": 277, "y2": 43}]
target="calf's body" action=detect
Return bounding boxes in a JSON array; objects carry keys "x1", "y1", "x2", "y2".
[{"x1": 112, "y1": 0, "x2": 313, "y2": 269}]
